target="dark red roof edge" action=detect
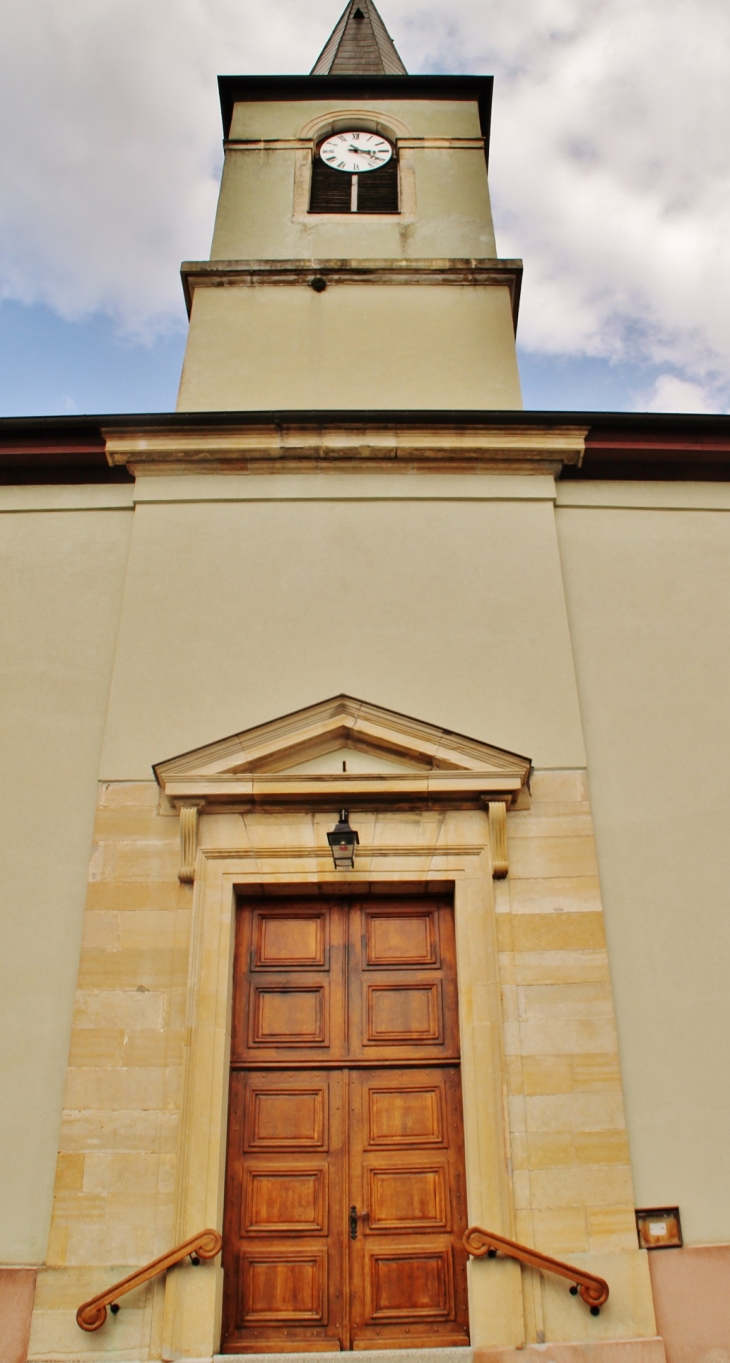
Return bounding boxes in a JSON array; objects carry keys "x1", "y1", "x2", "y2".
[{"x1": 2, "y1": 410, "x2": 730, "y2": 483}]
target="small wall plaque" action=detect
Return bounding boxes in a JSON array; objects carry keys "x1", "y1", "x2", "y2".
[{"x1": 635, "y1": 1207, "x2": 683, "y2": 1249}]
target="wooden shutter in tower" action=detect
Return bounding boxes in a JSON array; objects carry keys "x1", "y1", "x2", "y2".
[
  {"x1": 309, "y1": 158, "x2": 353, "y2": 212},
  {"x1": 357, "y1": 157, "x2": 398, "y2": 212},
  {"x1": 309, "y1": 156, "x2": 399, "y2": 213}
]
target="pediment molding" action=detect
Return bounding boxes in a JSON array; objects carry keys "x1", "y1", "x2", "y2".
[{"x1": 154, "y1": 694, "x2": 532, "y2": 813}]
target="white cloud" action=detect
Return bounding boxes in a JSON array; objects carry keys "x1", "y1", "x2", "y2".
[
  {"x1": 399, "y1": 0, "x2": 730, "y2": 397},
  {"x1": 0, "y1": 0, "x2": 728, "y2": 405},
  {"x1": 0, "y1": 0, "x2": 335, "y2": 335},
  {"x1": 635, "y1": 374, "x2": 726, "y2": 414}
]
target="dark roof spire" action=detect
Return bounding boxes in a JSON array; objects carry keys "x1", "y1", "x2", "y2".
[{"x1": 311, "y1": 0, "x2": 407, "y2": 76}]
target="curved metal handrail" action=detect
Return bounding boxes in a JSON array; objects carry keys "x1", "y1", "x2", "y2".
[
  {"x1": 464, "y1": 1225, "x2": 609, "y2": 1314},
  {"x1": 76, "y1": 1228, "x2": 222, "y2": 1331}
]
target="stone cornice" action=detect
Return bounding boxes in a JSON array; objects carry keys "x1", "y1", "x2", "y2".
[
  {"x1": 103, "y1": 418, "x2": 586, "y2": 477},
  {"x1": 179, "y1": 258, "x2": 523, "y2": 329}
]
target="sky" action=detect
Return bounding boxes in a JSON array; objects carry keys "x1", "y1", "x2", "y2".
[{"x1": 0, "y1": 0, "x2": 728, "y2": 417}]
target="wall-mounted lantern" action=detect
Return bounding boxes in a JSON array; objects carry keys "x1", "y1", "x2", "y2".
[{"x1": 327, "y1": 810, "x2": 359, "y2": 870}]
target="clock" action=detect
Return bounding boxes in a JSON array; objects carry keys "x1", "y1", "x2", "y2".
[{"x1": 319, "y1": 131, "x2": 393, "y2": 174}]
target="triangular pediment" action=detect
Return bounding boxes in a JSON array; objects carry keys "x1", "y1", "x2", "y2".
[
  {"x1": 154, "y1": 695, "x2": 531, "y2": 810},
  {"x1": 283, "y1": 745, "x2": 425, "y2": 775}
]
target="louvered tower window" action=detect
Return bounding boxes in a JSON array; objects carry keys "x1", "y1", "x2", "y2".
[{"x1": 309, "y1": 155, "x2": 399, "y2": 214}]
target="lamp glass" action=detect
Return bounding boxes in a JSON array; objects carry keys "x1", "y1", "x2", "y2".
[{"x1": 327, "y1": 812, "x2": 359, "y2": 870}]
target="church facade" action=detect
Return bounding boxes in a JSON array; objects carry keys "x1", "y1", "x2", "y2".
[{"x1": 2, "y1": 5, "x2": 730, "y2": 1362}]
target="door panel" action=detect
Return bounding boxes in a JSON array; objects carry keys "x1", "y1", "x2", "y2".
[
  {"x1": 243, "y1": 1166, "x2": 328, "y2": 1233},
  {"x1": 366, "y1": 1164, "x2": 449, "y2": 1231},
  {"x1": 250, "y1": 983, "x2": 329, "y2": 1047},
  {"x1": 252, "y1": 908, "x2": 329, "y2": 969},
  {"x1": 367, "y1": 1248, "x2": 454, "y2": 1318},
  {"x1": 233, "y1": 903, "x2": 345, "y2": 1066},
  {"x1": 349, "y1": 902, "x2": 460, "y2": 1063},
  {"x1": 222, "y1": 897, "x2": 469, "y2": 1353},
  {"x1": 364, "y1": 909, "x2": 439, "y2": 967},
  {"x1": 367, "y1": 1081, "x2": 445, "y2": 1147},
  {"x1": 364, "y1": 981, "x2": 443, "y2": 1044},
  {"x1": 348, "y1": 1065, "x2": 469, "y2": 1348},
  {"x1": 245, "y1": 1084, "x2": 327, "y2": 1151},
  {"x1": 223, "y1": 1068, "x2": 346, "y2": 1351},
  {"x1": 241, "y1": 1248, "x2": 328, "y2": 1322}
]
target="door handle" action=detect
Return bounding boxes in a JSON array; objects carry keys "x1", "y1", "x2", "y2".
[{"x1": 350, "y1": 1206, "x2": 369, "y2": 1238}]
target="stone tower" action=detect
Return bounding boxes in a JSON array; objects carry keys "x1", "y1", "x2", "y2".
[{"x1": 177, "y1": 0, "x2": 523, "y2": 411}]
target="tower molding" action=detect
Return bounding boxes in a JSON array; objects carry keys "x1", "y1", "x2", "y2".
[
  {"x1": 297, "y1": 105, "x2": 413, "y2": 141},
  {"x1": 179, "y1": 258, "x2": 523, "y2": 327}
]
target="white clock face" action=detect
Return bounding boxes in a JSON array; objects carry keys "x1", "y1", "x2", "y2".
[{"x1": 319, "y1": 131, "x2": 393, "y2": 174}]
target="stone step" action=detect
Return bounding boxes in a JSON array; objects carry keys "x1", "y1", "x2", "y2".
[{"x1": 215, "y1": 1350, "x2": 474, "y2": 1363}]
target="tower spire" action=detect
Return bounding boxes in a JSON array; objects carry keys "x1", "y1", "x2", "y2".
[{"x1": 311, "y1": 0, "x2": 407, "y2": 76}]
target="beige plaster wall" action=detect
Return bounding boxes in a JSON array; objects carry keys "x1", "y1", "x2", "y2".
[
  {"x1": 176, "y1": 283, "x2": 522, "y2": 411},
  {"x1": 211, "y1": 144, "x2": 496, "y2": 261},
  {"x1": 220, "y1": 98, "x2": 492, "y2": 265},
  {"x1": 213, "y1": 97, "x2": 496, "y2": 262},
  {"x1": 555, "y1": 484, "x2": 730, "y2": 1244},
  {"x1": 0, "y1": 488, "x2": 133, "y2": 1264},
  {"x1": 228, "y1": 98, "x2": 484, "y2": 143},
  {"x1": 99, "y1": 475, "x2": 585, "y2": 779}
]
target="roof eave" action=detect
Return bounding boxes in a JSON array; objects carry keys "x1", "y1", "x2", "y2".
[
  {"x1": 4, "y1": 410, "x2": 730, "y2": 484},
  {"x1": 217, "y1": 74, "x2": 494, "y2": 156}
]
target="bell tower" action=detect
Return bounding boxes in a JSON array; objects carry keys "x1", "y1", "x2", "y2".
[{"x1": 177, "y1": 0, "x2": 523, "y2": 411}]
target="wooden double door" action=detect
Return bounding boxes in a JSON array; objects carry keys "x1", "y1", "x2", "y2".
[{"x1": 222, "y1": 895, "x2": 470, "y2": 1353}]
